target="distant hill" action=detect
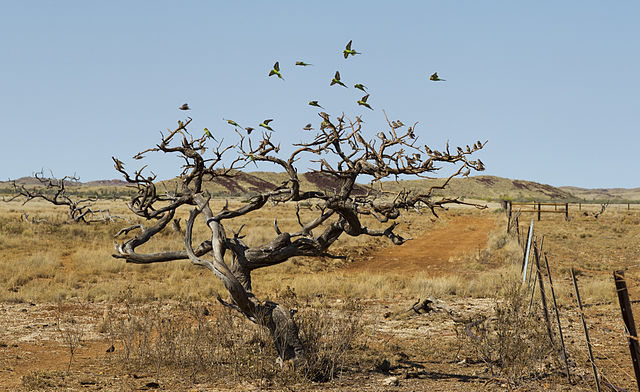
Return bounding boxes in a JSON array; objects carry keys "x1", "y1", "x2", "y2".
[{"x1": 2, "y1": 173, "x2": 638, "y2": 202}]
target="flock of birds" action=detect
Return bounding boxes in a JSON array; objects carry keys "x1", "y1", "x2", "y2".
[{"x1": 177, "y1": 40, "x2": 446, "y2": 138}]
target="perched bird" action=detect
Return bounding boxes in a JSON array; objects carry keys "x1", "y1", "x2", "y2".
[
  {"x1": 330, "y1": 71, "x2": 347, "y2": 88},
  {"x1": 355, "y1": 116, "x2": 364, "y2": 123},
  {"x1": 308, "y1": 100, "x2": 324, "y2": 109},
  {"x1": 357, "y1": 94, "x2": 373, "y2": 110},
  {"x1": 303, "y1": 123, "x2": 313, "y2": 131},
  {"x1": 224, "y1": 119, "x2": 241, "y2": 128},
  {"x1": 391, "y1": 121, "x2": 399, "y2": 129},
  {"x1": 244, "y1": 127, "x2": 254, "y2": 135},
  {"x1": 296, "y1": 61, "x2": 312, "y2": 66},
  {"x1": 178, "y1": 103, "x2": 190, "y2": 111},
  {"x1": 319, "y1": 112, "x2": 330, "y2": 122},
  {"x1": 269, "y1": 61, "x2": 284, "y2": 80},
  {"x1": 429, "y1": 72, "x2": 446, "y2": 81},
  {"x1": 477, "y1": 140, "x2": 483, "y2": 148},
  {"x1": 396, "y1": 120, "x2": 404, "y2": 127},
  {"x1": 259, "y1": 118, "x2": 274, "y2": 132},
  {"x1": 343, "y1": 40, "x2": 361, "y2": 58},
  {"x1": 354, "y1": 83, "x2": 368, "y2": 92},
  {"x1": 204, "y1": 128, "x2": 214, "y2": 138}
]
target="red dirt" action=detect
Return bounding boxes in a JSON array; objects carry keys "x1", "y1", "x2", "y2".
[{"x1": 347, "y1": 216, "x2": 496, "y2": 275}]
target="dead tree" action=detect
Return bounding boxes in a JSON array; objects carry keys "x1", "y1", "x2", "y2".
[
  {"x1": 111, "y1": 114, "x2": 487, "y2": 365},
  {"x1": 4, "y1": 171, "x2": 124, "y2": 224}
]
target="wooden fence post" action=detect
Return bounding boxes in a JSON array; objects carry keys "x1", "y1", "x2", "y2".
[
  {"x1": 537, "y1": 202, "x2": 541, "y2": 221},
  {"x1": 565, "y1": 203, "x2": 569, "y2": 220},
  {"x1": 544, "y1": 255, "x2": 570, "y2": 381},
  {"x1": 571, "y1": 268, "x2": 601, "y2": 392},
  {"x1": 614, "y1": 270, "x2": 640, "y2": 391}
]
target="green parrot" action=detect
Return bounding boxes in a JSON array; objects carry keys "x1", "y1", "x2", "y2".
[
  {"x1": 296, "y1": 61, "x2": 312, "y2": 66},
  {"x1": 223, "y1": 119, "x2": 241, "y2": 127},
  {"x1": 303, "y1": 123, "x2": 313, "y2": 131},
  {"x1": 269, "y1": 62, "x2": 284, "y2": 80},
  {"x1": 259, "y1": 119, "x2": 274, "y2": 132},
  {"x1": 204, "y1": 128, "x2": 214, "y2": 138},
  {"x1": 357, "y1": 94, "x2": 373, "y2": 110},
  {"x1": 354, "y1": 83, "x2": 368, "y2": 92},
  {"x1": 330, "y1": 71, "x2": 347, "y2": 88},
  {"x1": 429, "y1": 72, "x2": 446, "y2": 81},
  {"x1": 178, "y1": 103, "x2": 190, "y2": 111},
  {"x1": 343, "y1": 40, "x2": 361, "y2": 58},
  {"x1": 308, "y1": 100, "x2": 324, "y2": 109}
]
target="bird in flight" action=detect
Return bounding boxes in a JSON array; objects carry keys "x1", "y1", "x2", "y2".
[
  {"x1": 429, "y1": 72, "x2": 446, "y2": 81},
  {"x1": 259, "y1": 119, "x2": 275, "y2": 132},
  {"x1": 330, "y1": 71, "x2": 347, "y2": 88},
  {"x1": 269, "y1": 62, "x2": 284, "y2": 80},
  {"x1": 296, "y1": 61, "x2": 312, "y2": 66},
  {"x1": 354, "y1": 83, "x2": 368, "y2": 93},
  {"x1": 357, "y1": 94, "x2": 373, "y2": 110},
  {"x1": 224, "y1": 119, "x2": 241, "y2": 127},
  {"x1": 308, "y1": 100, "x2": 324, "y2": 109},
  {"x1": 178, "y1": 103, "x2": 190, "y2": 111},
  {"x1": 244, "y1": 127, "x2": 254, "y2": 135},
  {"x1": 204, "y1": 128, "x2": 214, "y2": 139},
  {"x1": 343, "y1": 40, "x2": 361, "y2": 59},
  {"x1": 303, "y1": 123, "x2": 313, "y2": 131}
]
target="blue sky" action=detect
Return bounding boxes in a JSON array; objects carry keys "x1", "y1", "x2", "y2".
[{"x1": 1, "y1": 1, "x2": 638, "y2": 188}]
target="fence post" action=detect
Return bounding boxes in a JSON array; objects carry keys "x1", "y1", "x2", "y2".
[
  {"x1": 571, "y1": 268, "x2": 601, "y2": 392},
  {"x1": 537, "y1": 202, "x2": 541, "y2": 221},
  {"x1": 533, "y1": 242, "x2": 554, "y2": 345},
  {"x1": 614, "y1": 270, "x2": 640, "y2": 391},
  {"x1": 565, "y1": 203, "x2": 569, "y2": 220},
  {"x1": 544, "y1": 255, "x2": 570, "y2": 381},
  {"x1": 522, "y1": 219, "x2": 534, "y2": 282}
]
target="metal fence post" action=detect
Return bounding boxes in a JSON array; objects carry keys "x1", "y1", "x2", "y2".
[{"x1": 614, "y1": 270, "x2": 640, "y2": 391}]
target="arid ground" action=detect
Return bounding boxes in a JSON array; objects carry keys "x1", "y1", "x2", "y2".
[{"x1": 1, "y1": 200, "x2": 640, "y2": 391}]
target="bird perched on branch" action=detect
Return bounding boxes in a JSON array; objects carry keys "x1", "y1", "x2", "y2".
[
  {"x1": 357, "y1": 94, "x2": 373, "y2": 110},
  {"x1": 259, "y1": 119, "x2": 274, "y2": 132},
  {"x1": 204, "y1": 128, "x2": 214, "y2": 139},
  {"x1": 269, "y1": 62, "x2": 284, "y2": 80},
  {"x1": 178, "y1": 103, "x2": 190, "y2": 111},
  {"x1": 308, "y1": 100, "x2": 324, "y2": 109},
  {"x1": 330, "y1": 71, "x2": 347, "y2": 88},
  {"x1": 429, "y1": 72, "x2": 446, "y2": 81},
  {"x1": 343, "y1": 40, "x2": 361, "y2": 58}
]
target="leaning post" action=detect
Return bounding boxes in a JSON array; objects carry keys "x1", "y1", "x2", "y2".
[
  {"x1": 614, "y1": 270, "x2": 640, "y2": 391},
  {"x1": 572, "y1": 268, "x2": 601, "y2": 392}
]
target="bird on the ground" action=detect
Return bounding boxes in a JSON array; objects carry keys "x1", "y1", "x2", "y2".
[
  {"x1": 308, "y1": 100, "x2": 324, "y2": 109},
  {"x1": 330, "y1": 71, "x2": 347, "y2": 88},
  {"x1": 178, "y1": 103, "x2": 190, "y2": 111},
  {"x1": 269, "y1": 62, "x2": 284, "y2": 80},
  {"x1": 343, "y1": 40, "x2": 361, "y2": 58},
  {"x1": 204, "y1": 128, "x2": 214, "y2": 138},
  {"x1": 224, "y1": 119, "x2": 241, "y2": 127},
  {"x1": 296, "y1": 61, "x2": 312, "y2": 66},
  {"x1": 245, "y1": 127, "x2": 254, "y2": 135},
  {"x1": 259, "y1": 119, "x2": 274, "y2": 132},
  {"x1": 106, "y1": 344, "x2": 115, "y2": 353},
  {"x1": 354, "y1": 83, "x2": 368, "y2": 92},
  {"x1": 429, "y1": 72, "x2": 446, "y2": 81},
  {"x1": 357, "y1": 94, "x2": 373, "y2": 110},
  {"x1": 303, "y1": 123, "x2": 313, "y2": 131}
]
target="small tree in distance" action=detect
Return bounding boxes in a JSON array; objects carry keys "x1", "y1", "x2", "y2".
[{"x1": 111, "y1": 47, "x2": 487, "y2": 367}]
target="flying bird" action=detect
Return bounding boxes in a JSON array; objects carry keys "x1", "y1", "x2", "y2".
[
  {"x1": 259, "y1": 118, "x2": 274, "y2": 132},
  {"x1": 178, "y1": 103, "x2": 190, "y2": 111},
  {"x1": 204, "y1": 128, "x2": 214, "y2": 138},
  {"x1": 330, "y1": 71, "x2": 347, "y2": 88},
  {"x1": 357, "y1": 94, "x2": 372, "y2": 110},
  {"x1": 224, "y1": 119, "x2": 241, "y2": 127},
  {"x1": 269, "y1": 61, "x2": 284, "y2": 80},
  {"x1": 354, "y1": 83, "x2": 368, "y2": 92},
  {"x1": 303, "y1": 123, "x2": 313, "y2": 131},
  {"x1": 343, "y1": 40, "x2": 361, "y2": 58},
  {"x1": 296, "y1": 61, "x2": 312, "y2": 66},
  {"x1": 308, "y1": 100, "x2": 324, "y2": 109},
  {"x1": 244, "y1": 127, "x2": 254, "y2": 135},
  {"x1": 429, "y1": 72, "x2": 446, "y2": 81}
]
